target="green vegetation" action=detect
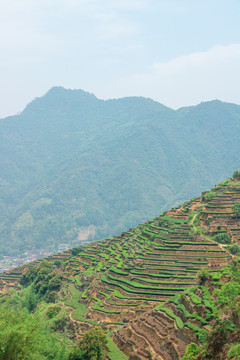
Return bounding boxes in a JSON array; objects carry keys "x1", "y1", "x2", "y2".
[
  {"x1": 196, "y1": 267, "x2": 209, "y2": 285},
  {"x1": 65, "y1": 284, "x2": 95, "y2": 323},
  {"x1": 228, "y1": 343, "x2": 240, "y2": 359},
  {"x1": 181, "y1": 343, "x2": 201, "y2": 360},
  {"x1": 107, "y1": 337, "x2": 128, "y2": 360},
  {"x1": 101, "y1": 274, "x2": 176, "y2": 297},
  {"x1": 232, "y1": 170, "x2": 239, "y2": 179},
  {"x1": 228, "y1": 243, "x2": 240, "y2": 255},
  {"x1": 202, "y1": 191, "x2": 217, "y2": 202},
  {"x1": 1, "y1": 173, "x2": 240, "y2": 360},
  {"x1": 20, "y1": 261, "x2": 62, "y2": 303},
  {"x1": 155, "y1": 306, "x2": 184, "y2": 329},
  {"x1": 232, "y1": 203, "x2": 240, "y2": 217},
  {"x1": 214, "y1": 232, "x2": 231, "y2": 244},
  {"x1": 68, "y1": 327, "x2": 107, "y2": 360},
  {"x1": 1, "y1": 88, "x2": 240, "y2": 257},
  {"x1": 0, "y1": 305, "x2": 69, "y2": 360},
  {"x1": 181, "y1": 261, "x2": 240, "y2": 359},
  {"x1": 84, "y1": 266, "x2": 95, "y2": 277},
  {"x1": 0, "y1": 276, "x2": 106, "y2": 360}
]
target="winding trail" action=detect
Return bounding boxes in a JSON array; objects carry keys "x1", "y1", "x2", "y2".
[{"x1": 190, "y1": 212, "x2": 234, "y2": 260}]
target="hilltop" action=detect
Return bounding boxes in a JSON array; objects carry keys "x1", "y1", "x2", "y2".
[
  {"x1": 0, "y1": 88, "x2": 240, "y2": 257},
  {"x1": 1, "y1": 173, "x2": 240, "y2": 359}
]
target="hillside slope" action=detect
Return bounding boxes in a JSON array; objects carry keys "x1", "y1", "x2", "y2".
[
  {"x1": 1, "y1": 88, "x2": 240, "y2": 257},
  {"x1": 1, "y1": 174, "x2": 240, "y2": 359}
]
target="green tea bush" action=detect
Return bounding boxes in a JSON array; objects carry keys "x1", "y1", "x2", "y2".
[{"x1": 185, "y1": 322, "x2": 208, "y2": 344}]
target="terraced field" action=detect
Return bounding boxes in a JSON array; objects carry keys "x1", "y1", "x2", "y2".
[
  {"x1": 114, "y1": 283, "x2": 217, "y2": 359},
  {"x1": 0, "y1": 176, "x2": 239, "y2": 359},
  {"x1": 200, "y1": 185, "x2": 240, "y2": 244}
]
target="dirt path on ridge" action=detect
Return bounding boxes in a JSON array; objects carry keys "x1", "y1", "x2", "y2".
[{"x1": 190, "y1": 213, "x2": 234, "y2": 259}]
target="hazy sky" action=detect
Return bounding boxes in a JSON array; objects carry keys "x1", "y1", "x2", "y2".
[{"x1": 1, "y1": 0, "x2": 240, "y2": 117}]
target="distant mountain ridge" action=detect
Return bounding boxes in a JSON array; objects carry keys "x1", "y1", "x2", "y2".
[{"x1": 0, "y1": 87, "x2": 240, "y2": 256}]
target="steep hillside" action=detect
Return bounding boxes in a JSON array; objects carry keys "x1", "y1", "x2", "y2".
[
  {"x1": 115, "y1": 261, "x2": 240, "y2": 360},
  {"x1": 1, "y1": 174, "x2": 240, "y2": 359},
  {"x1": 0, "y1": 88, "x2": 240, "y2": 257}
]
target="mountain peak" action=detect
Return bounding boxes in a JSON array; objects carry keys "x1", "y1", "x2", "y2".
[
  {"x1": 45, "y1": 86, "x2": 97, "y2": 98},
  {"x1": 21, "y1": 86, "x2": 99, "y2": 116}
]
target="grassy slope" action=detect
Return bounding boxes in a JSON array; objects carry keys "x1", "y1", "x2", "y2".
[{"x1": 1, "y1": 175, "x2": 240, "y2": 359}]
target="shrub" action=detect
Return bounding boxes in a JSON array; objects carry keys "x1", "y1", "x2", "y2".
[
  {"x1": 54, "y1": 260, "x2": 62, "y2": 267},
  {"x1": 20, "y1": 267, "x2": 38, "y2": 287},
  {"x1": 206, "y1": 320, "x2": 236, "y2": 356},
  {"x1": 46, "y1": 291, "x2": 58, "y2": 303},
  {"x1": 46, "y1": 304, "x2": 61, "y2": 319},
  {"x1": 71, "y1": 248, "x2": 81, "y2": 256},
  {"x1": 214, "y1": 232, "x2": 231, "y2": 244},
  {"x1": 20, "y1": 262, "x2": 63, "y2": 302},
  {"x1": 232, "y1": 203, "x2": 240, "y2": 217},
  {"x1": 228, "y1": 343, "x2": 240, "y2": 359},
  {"x1": 202, "y1": 191, "x2": 216, "y2": 202},
  {"x1": 51, "y1": 312, "x2": 67, "y2": 332},
  {"x1": 0, "y1": 305, "x2": 69, "y2": 360},
  {"x1": 23, "y1": 289, "x2": 38, "y2": 313},
  {"x1": 214, "y1": 281, "x2": 240, "y2": 307},
  {"x1": 211, "y1": 272, "x2": 222, "y2": 281},
  {"x1": 181, "y1": 342, "x2": 201, "y2": 359},
  {"x1": 185, "y1": 323, "x2": 208, "y2": 344},
  {"x1": 232, "y1": 170, "x2": 239, "y2": 179},
  {"x1": 197, "y1": 267, "x2": 209, "y2": 285},
  {"x1": 229, "y1": 243, "x2": 240, "y2": 255}
]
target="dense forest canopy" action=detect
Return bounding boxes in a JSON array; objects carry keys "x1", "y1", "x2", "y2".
[{"x1": 0, "y1": 87, "x2": 240, "y2": 256}]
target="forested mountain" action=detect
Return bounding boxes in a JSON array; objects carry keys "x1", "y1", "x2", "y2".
[{"x1": 0, "y1": 87, "x2": 240, "y2": 256}]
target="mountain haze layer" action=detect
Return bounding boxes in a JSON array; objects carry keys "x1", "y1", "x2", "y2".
[{"x1": 0, "y1": 87, "x2": 240, "y2": 256}]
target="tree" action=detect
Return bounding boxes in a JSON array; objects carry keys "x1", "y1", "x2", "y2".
[
  {"x1": 69, "y1": 327, "x2": 108, "y2": 360},
  {"x1": 197, "y1": 267, "x2": 209, "y2": 285},
  {"x1": 229, "y1": 243, "x2": 240, "y2": 255},
  {"x1": 206, "y1": 320, "x2": 236, "y2": 357},
  {"x1": 180, "y1": 342, "x2": 201, "y2": 360},
  {"x1": 215, "y1": 232, "x2": 231, "y2": 244},
  {"x1": 46, "y1": 290, "x2": 58, "y2": 303},
  {"x1": 54, "y1": 260, "x2": 62, "y2": 267},
  {"x1": 202, "y1": 191, "x2": 216, "y2": 202},
  {"x1": 71, "y1": 248, "x2": 81, "y2": 256},
  {"x1": 20, "y1": 262, "x2": 62, "y2": 302},
  {"x1": 232, "y1": 170, "x2": 240, "y2": 179},
  {"x1": 23, "y1": 288, "x2": 38, "y2": 312},
  {"x1": 48, "y1": 275, "x2": 62, "y2": 292},
  {"x1": 80, "y1": 327, "x2": 107, "y2": 360},
  {"x1": 0, "y1": 305, "x2": 69, "y2": 360},
  {"x1": 19, "y1": 267, "x2": 38, "y2": 287},
  {"x1": 68, "y1": 348, "x2": 87, "y2": 360}
]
